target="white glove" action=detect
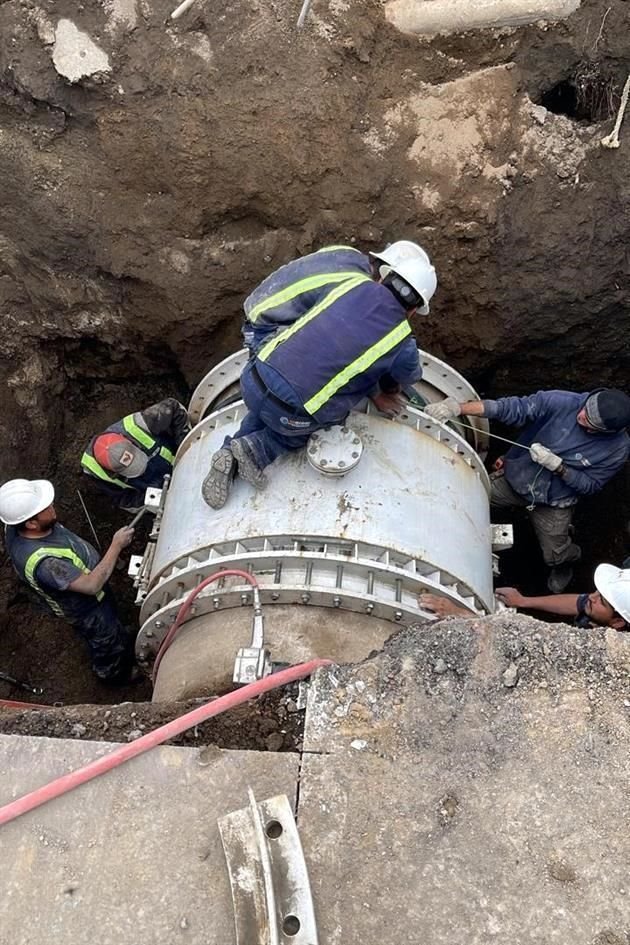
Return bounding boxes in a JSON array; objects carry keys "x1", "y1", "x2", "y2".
[
  {"x1": 424, "y1": 397, "x2": 461, "y2": 422},
  {"x1": 529, "y1": 442, "x2": 563, "y2": 472}
]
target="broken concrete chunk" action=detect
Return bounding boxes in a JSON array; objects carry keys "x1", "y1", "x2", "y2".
[
  {"x1": 52, "y1": 20, "x2": 111, "y2": 83},
  {"x1": 502, "y1": 662, "x2": 519, "y2": 688}
]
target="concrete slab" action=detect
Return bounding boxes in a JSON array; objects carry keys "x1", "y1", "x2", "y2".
[
  {"x1": 298, "y1": 616, "x2": 630, "y2": 943},
  {"x1": 0, "y1": 735, "x2": 298, "y2": 945},
  {"x1": 384, "y1": 0, "x2": 581, "y2": 36}
]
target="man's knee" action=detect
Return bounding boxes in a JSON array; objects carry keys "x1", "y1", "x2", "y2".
[{"x1": 530, "y1": 508, "x2": 580, "y2": 566}]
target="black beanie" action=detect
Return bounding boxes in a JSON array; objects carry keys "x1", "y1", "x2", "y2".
[{"x1": 585, "y1": 389, "x2": 630, "y2": 432}]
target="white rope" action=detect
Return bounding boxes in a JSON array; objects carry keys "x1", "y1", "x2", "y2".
[
  {"x1": 601, "y1": 72, "x2": 630, "y2": 149},
  {"x1": 170, "y1": 0, "x2": 198, "y2": 20},
  {"x1": 297, "y1": 0, "x2": 313, "y2": 28}
]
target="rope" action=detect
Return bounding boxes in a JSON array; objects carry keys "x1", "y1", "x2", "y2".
[{"x1": 601, "y1": 73, "x2": 630, "y2": 149}]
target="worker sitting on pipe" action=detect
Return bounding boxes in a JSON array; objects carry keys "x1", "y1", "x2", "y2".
[
  {"x1": 0, "y1": 479, "x2": 137, "y2": 683},
  {"x1": 81, "y1": 399, "x2": 190, "y2": 511},
  {"x1": 425, "y1": 390, "x2": 630, "y2": 594},
  {"x1": 241, "y1": 241, "x2": 403, "y2": 354},
  {"x1": 419, "y1": 562, "x2": 630, "y2": 632},
  {"x1": 202, "y1": 241, "x2": 437, "y2": 510}
]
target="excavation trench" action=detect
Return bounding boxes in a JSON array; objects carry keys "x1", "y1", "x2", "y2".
[
  {"x1": 1, "y1": 0, "x2": 630, "y2": 730},
  {"x1": 0, "y1": 330, "x2": 628, "y2": 720}
]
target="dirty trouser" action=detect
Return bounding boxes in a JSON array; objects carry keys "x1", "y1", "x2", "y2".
[
  {"x1": 226, "y1": 361, "x2": 343, "y2": 470},
  {"x1": 71, "y1": 590, "x2": 134, "y2": 682},
  {"x1": 490, "y1": 474, "x2": 581, "y2": 568}
]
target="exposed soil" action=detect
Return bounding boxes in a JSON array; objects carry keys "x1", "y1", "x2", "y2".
[
  {"x1": 0, "y1": 684, "x2": 305, "y2": 750},
  {"x1": 2, "y1": 0, "x2": 630, "y2": 711}
]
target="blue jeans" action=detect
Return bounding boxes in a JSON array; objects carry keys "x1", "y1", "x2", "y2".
[{"x1": 227, "y1": 362, "x2": 339, "y2": 469}]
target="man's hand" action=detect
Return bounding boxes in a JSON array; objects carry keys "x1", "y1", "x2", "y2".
[
  {"x1": 529, "y1": 442, "x2": 563, "y2": 472},
  {"x1": 371, "y1": 391, "x2": 405, "y2": 418},
  {"x1": 418, "y1": 593, "x2": 469, "y2": 618},
  {"x1": 424, "y1": 397, "x2": 461, "y2": 422},
  {"x1": 495, "y1": 587, "x2": 526, "y2": 608},
  {"x1": 111, "y1": 526, "x2": 135, "y2": 550}
]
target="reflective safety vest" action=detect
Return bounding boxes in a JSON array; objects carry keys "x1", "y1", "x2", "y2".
[
  {"x1": 245, "y1": 245, "x2": 370, "y2": 326},
  {"x1": 81, "y1": 414, "x2": 175, "y2": 491},
  {"x1": 5, "y1": 524, "x2": 103, "y2": 620},
  {"x1": 257, "y1": 275, "x2": 413, "y2": 417}
]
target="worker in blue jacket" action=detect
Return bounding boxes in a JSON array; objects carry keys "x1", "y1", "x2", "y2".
[
  {"x1": 241, "y1": 240, "x2": 431, "y2": 354},
  {"x1": 202, "y1": 241, "x2": 437, "y2": 509},
  {"x1": 426, "y1": 389, "x2": 630, "y2": 593},
  {"x1": 81, "y1": 399, "x2": 189, "y2": 511}
]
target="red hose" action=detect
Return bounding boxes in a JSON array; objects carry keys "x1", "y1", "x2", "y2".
[
  {"x1": 0, "y1": 658, "x2": 332, "y2": 828},
  {"x1": 0, "y1": 699, "x2": 51, "y2": 710},
  {"x1": 151, "y1": 569, "x2": 259, "y2": 683}
]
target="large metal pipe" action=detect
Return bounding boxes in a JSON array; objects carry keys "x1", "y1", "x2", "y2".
[{"x1": 130, "y1": 349, "x2": 504, "y2": 701}]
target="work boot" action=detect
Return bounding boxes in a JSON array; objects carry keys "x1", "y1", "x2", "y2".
[
  {"x1": 230, "y1": 437, "x2": 268, "y2": 490},
  {"x1": 201, "y1": 447, "x2": 237, "y2": 509},
  {"x1": 547, "y1": 565, "x2": 573, "y2": 594}
]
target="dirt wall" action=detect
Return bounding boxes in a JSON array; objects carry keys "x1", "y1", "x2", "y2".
[{"x1": 2, "y1": 0, "x2": 630, "y2": 702}]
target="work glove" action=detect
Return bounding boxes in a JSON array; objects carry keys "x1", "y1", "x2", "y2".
[
  {"x1": 424, "y1": 397, "x2": 461, "y2": 422},
  {"x1": 529, "y1": 442, "x2": 563, "y2": 472}
]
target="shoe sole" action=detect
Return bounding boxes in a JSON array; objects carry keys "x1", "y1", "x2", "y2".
[
  {"x1": 202, "y1": 448, "x2": 236, "y2": 509},
  {"x1": 230, "y1": 438, "x2": 267, "y2": 490}
]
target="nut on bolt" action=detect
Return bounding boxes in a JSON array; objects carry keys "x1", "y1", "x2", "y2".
[{"x1": 301, "y1": 592, "x2": 311, "y2": 604}]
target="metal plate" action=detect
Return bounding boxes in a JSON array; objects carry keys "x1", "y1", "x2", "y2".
[
  {"x1": 219, "y1": 791, "x2": 318, "y2": 945},
  {"x1": 306, "y1": 425, "x2": 363, "y2": 476}
]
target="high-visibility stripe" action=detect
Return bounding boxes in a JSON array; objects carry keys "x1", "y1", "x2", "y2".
[
  {"x1": 122, "y1": 414, "x2": 155, "y2": 450},
  {"x1": 315, "y1": 245, "x2": 362, "y2": 254},
  {"x1": 81, "y1": 452, "x2": 135, "y2": 490},
  {"x1": 258, "y1": 275, "x2": 371, "y2": 363},
  {"x1": 159, "y1": 445, "x2": 175, "y2": 464},
  {"x1": 24, "y1": 547, "x2": 104, "y2": 616},
  {"x1": 248, "y1": 271, "x2": 365, "y2": 324},
  {"x1": 304, "y1": 320, "x2": 412, "y2": 415}
]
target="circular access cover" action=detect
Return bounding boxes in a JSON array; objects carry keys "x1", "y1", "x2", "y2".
[{"x1": 306, "y1": 425, "x2": 364, "y2": 477}]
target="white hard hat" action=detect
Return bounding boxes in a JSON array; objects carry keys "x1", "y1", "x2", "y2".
[
  {"x1": 594, "y1": 563, "x2": 630, "y2": 623},
  {"x1": 370, "y1": 240, "x2": 437, "y2": 315},
  {"x1": 0, "y1": 479, "x2": 55, "y2": 526}
]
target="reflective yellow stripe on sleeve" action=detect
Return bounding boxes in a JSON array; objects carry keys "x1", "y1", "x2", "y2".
[
  {"x1": 258, "y1": 275, "x2": 371, "y2": 363},
  {"x1": 315, "y1": 245, "x2": 362, "y2": 254},
  {"x1": 303, "y1": 320, "x2": 412, "y2": 415},
  {"x1": 248, "y1": 271, "x2": 366, "y2": 324}
]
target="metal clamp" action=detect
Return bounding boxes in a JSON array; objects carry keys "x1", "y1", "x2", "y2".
[{"x1": 233, "y1": 589, "x2": 272, "y2": 685}]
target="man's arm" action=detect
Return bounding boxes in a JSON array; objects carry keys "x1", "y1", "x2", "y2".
[
  {"x1": 383, "y1": 339, "x2": 422, "y2": 389},
  {"x1": 68, "y1": 527, "x2": 134, "y2": 596},
  {"x1": 140, "y1": 399, "x2": 190, "y2": 448},
  {"x1": 554, "y1": 444, "x2": 629, "y2": 496},
  {"x1": 418, "y1": 593, "x2": 471, "y2": 618},
  {"x1": 425, "y1": 391, "x2": 559, "y2": 426},
  {"x1": 495, "y1": 587, "x2": 580, "y2": 617}
]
